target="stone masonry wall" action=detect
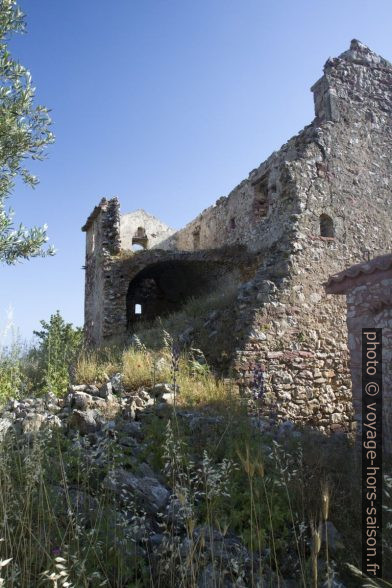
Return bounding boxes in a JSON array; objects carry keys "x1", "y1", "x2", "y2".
[
  {"x1": 120, "y1": 210, "x2": 175, "y2": 251},
  {"x1": 168, "y1": 157, "x2": 297, "y2": 255},
  {"x1": 98, "y1": 246, "x2": 255, "y2": 342},
  {"x1": 231, "y1": 40, "x2": 392, "y2": 431},
  {"x1": 346, "y1": 277, "x2": 392, "y2": 454},
  {"x1": 83, "y1": 198, "x2": 121, "y2": 346},
  {"x1": 325, "y1": 256, "x2": 392, "y2": 454}
]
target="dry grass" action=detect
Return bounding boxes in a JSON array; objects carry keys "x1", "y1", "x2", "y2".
[
  {"x1": 177, "y1": 369, "x2": 236, "y2": 411},
  {"x1": 75, "y1": 345, "x2": 235, "y2": 412},
  {"x1": 75, "y1": 349, "x2": 120, "y2": 386},
  {"x1": 122, "y1": 348, "x2": 171, "y2": 389},
  {"x1": 75, "y1": 347, "x2": 173, "y2": 391}
]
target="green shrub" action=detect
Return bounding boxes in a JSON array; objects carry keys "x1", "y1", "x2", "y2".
[
  {"x1": 0, "y1": 342, "x2": 23, "y2": 403},
  {"x1": 31, "y1": 310, "x2": 83, "y2": 396}
]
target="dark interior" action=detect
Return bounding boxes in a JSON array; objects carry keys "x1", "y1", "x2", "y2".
[{"x1": 126, "y1": 260, "x2": 224, "y2": 328}]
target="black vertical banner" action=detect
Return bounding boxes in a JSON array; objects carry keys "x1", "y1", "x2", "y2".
[{"x1": 362, "y1": 328, "x2": 383, "y2": 578}]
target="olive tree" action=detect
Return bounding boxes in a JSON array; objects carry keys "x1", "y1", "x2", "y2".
[{"x1": 0, "y1": 0, "x2": 54, "y2": 264}]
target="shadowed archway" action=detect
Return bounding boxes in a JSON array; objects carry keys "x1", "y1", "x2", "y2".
[{"x1": 126, "y1": 260, "x2": 226, "y2": 328}]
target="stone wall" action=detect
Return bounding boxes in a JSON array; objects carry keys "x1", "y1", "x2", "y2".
[
  {"x1": 82, "y1": 198, "x2": 121, "y2": 346},
  {"x1": 92, "y1": 246, "x2": 255, "y2": 342},
  {"x1": 168, "y1": 150, "x2": 301, "y2": 255},
  {"x1": 326, "y1": 255, "x2": 392, "y2": 454},
  {"x1": 120, "y1": 210, "x2": 175, "y2": 251},
  {"x1": 229, "y1": 40, "x2": 392, "y2": 431}
]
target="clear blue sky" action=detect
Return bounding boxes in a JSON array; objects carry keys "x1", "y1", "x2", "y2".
[{"x1": 1, "y1": 0, "x2": 391, "y2": 343}]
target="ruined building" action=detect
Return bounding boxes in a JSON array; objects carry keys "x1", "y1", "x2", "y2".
[{"x1": 82, "y1": 40, "x2": 392, "y2": 432}]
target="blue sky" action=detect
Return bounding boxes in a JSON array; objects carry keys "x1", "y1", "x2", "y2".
[{"x1": 1, "y1": 0, "x2": 391, "y2": 343}]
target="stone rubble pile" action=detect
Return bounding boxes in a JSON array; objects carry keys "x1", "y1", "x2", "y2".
[
  {"x1": 0, "y1": 374, "x2": 347, "y2": 586},
  {"x1": 0, "y1": 378, "x2": 259, "y2": 586}
]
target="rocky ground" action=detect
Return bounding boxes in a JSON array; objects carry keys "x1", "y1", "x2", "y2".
[{"x1": 0, "y1": 374, "x2": 350, "y2": 587}]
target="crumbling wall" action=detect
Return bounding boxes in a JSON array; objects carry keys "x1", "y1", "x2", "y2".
[
  {"x1": 95, "y1": 246, "x2": 254, "y2": 342},
  {"x1": 120, "y1": 210, "x2": 175, "y2": 251},
  {"x1": 345, "y1": 279, "x2": 392, "y2": 454},
  {"x1": 82, "y1": 198, "x2": 121, "y2": 346},
  {"x1": 170, "y1": 159, "x2": 296, "y2": 255},
  {"x1": 325, "y1": 256, "x2": 392, "y2": 453},
  {"x1": 232, "y1": 40, "x2": 392, "y2": 432}
]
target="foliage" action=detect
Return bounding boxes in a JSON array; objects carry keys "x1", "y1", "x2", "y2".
[
  {"x1": 1, "y1": 316, "x2": 391, "y2": 584},
  {"x1": 0, "y1": 341, "x2": 22, "y2": 401},
  {"x1": 32, "y1": 311, "x2": 83, "y2": 395},
  {"x1": 0, "y1": 0, "x2": 55, "y2": 264},
  {"x1": 0, "y1": 334, "x2": 391, "y2": 584}
]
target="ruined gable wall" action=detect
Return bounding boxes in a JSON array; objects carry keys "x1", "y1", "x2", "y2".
[
  {"x1": 119, "y1": 210, "x2": 175, "y2": 251},
  {"x1": 233, "y1": 41, "x2": 392, "y2": 432},
  {"x1": 83, "y1": 42, "x2": 391, "y2": 437}
]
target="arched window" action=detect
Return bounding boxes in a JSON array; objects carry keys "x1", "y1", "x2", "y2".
[
  {"x1": 132, "y1": 226, "x2": 148, "y2": 250},
  {"x1": 132, "y1": 243, "x2": 145, "y2": 252},
  {"x1": 320, "y1": 214, "x2": 334, "y2": 238}
]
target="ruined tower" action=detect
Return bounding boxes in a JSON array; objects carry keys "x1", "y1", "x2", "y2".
[{"x1": 82, "y1": 40, "x2": 392, "y2": 431}]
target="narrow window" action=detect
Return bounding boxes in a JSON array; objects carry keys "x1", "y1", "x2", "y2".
[
  {"x1": 253, "y1": 179, "x2": 269, "y2": 221},
  {"x1": 193, "y1": 228, "x2": 200, "y2": 249},
  {"x1": 230, "y1": 217, "x2": 236, "y2": 229},
  {"x1": 135, "y1": 303, "x2": 142, "y2": 315},
  {"x1": 320, "y1": 214, "x2": 334, "y2": 238}
]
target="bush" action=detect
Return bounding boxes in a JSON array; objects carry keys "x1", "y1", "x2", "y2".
[
  {"x1": 0, "y1": 342, "x2": 23, "y2": 403},
  {"x1": 31, "y1": 311, "x2": 83, "y2": 396}
]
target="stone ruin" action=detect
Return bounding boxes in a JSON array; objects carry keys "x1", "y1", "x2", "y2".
[
  {"x1": 326, "y1": 254, "x2": 392, "y2": 453},
  {"x1": 82, "y1": 40, "x2": 392, "y2": 433}
]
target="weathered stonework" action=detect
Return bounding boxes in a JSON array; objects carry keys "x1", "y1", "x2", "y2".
[
  {"x1": 326, "y1": 255, "x2": 392, "y2": 453},
  {"x1": 82, "y1": 40, "x2": 392, "y2": 432}
]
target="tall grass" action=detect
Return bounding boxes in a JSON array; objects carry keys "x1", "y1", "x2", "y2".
[
  {"x1": 0, "y1": 427, "x2": 152, "y2": 586},
  {"x1": 1, "y1": 305, "x2": 391, "y2": 585},
  {"x1": 0, "y1": 309, "x2": 26, "y2": 404},
  {"x1": 75, "y1": 346, "x2": 233, "y2": 411}
]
